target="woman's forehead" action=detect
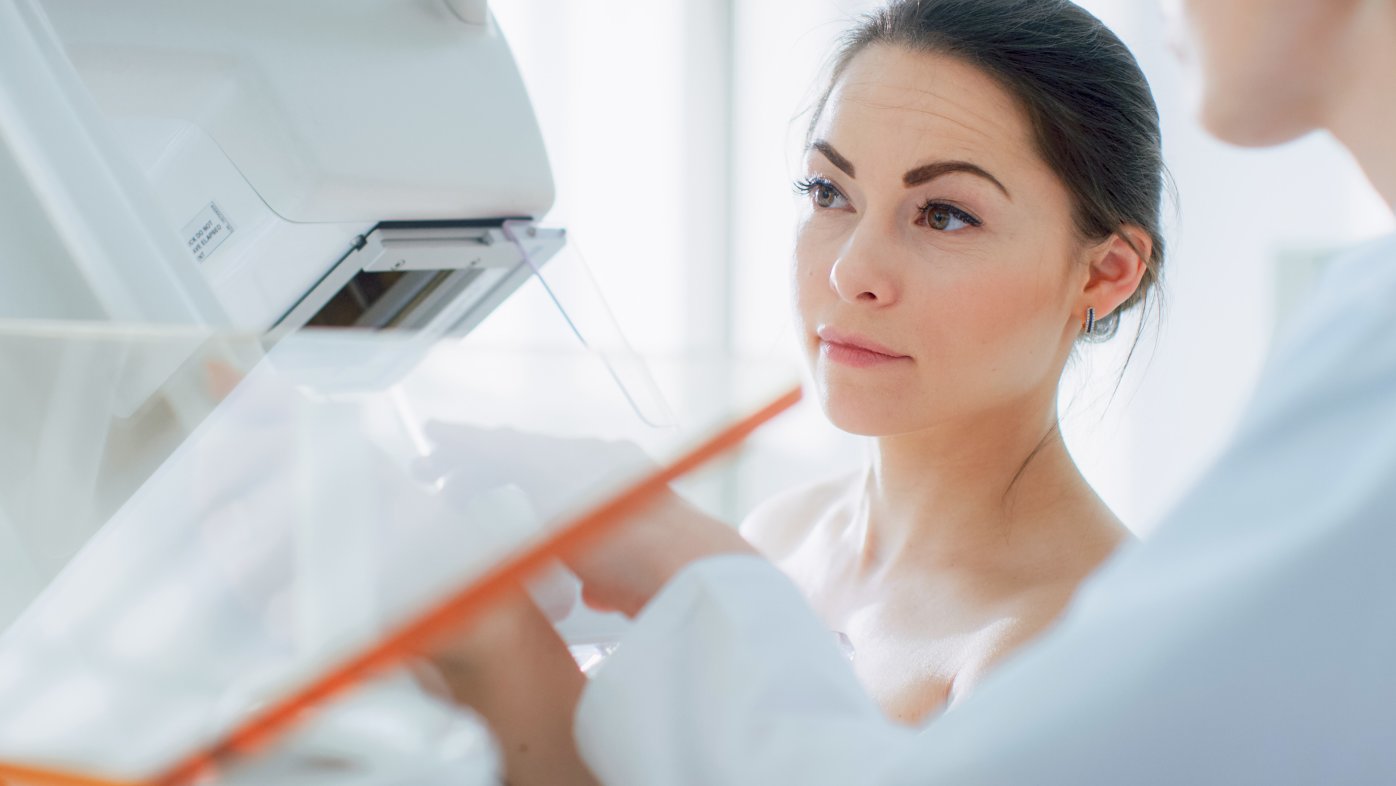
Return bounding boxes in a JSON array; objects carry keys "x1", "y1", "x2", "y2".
[{"x1": 814, "y1": 46, "x2": 1039, "y2": 174}]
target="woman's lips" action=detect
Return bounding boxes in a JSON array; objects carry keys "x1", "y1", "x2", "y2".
[{"x1": 816, "y1": 326, "x2": 911, "y2": 369}]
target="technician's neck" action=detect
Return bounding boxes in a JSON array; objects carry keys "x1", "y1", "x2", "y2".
[{"x1": 1330, "y1": 1, "x2": 1396, "y2": 214}]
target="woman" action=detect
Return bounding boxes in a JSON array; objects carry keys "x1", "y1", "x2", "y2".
[
  {"x1": 739, "y1": 0, "x2": 1163, "y2": 722},
  {"x1": 430, "y1": 0, "x2": 1164, "y2": 779},
  {"x1": 566, "y1": 0, "x2": 1396, "y2": 781}
]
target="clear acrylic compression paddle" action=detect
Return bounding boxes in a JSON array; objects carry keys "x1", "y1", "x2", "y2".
[
  {"x1": 0, "y1": 324, "x2": 800, "y2": 786},
  {"x1": 502, "y1": 220, "x2": 675, "y2": 429}
]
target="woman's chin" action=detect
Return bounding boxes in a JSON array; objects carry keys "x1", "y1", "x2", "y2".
[{"x1": 821, "y1": 402, "x2": 903, "y2": 437}]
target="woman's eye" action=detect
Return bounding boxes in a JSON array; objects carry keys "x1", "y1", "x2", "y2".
[
  {"x1": 812, "y1": 184, "x2": 841, "y2": 209},
  {"x1": 795, "y1": 177, "x2": 848, "y2": 210},
  {"x1": 919, "y1": 203, "x2": 980, "y2": 232}
]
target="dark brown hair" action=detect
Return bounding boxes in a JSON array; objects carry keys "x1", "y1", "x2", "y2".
[{"x1": 812, "y1": 0, "x2": 1167, "y2": 341}]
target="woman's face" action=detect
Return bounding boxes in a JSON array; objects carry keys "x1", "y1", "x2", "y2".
[
  {"x1": 794, "y1": 46, "x2": 1090, "y2": 437},
  {"x1": 1177, "y1": 0, "x2": 1358, "y2": 146}
]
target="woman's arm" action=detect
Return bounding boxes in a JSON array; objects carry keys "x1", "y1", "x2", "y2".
[{"x1": 427, "y1": 590, "x2": 599, "y2": 786}]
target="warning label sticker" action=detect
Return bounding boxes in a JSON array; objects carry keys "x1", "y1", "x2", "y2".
[{"x1": 183, "y1": 202, "x2": 235, "y2": 263}]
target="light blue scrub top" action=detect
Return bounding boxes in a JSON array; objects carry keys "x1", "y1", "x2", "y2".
[{"x1": 576, "y1": 234, "x2": 1396, "y2": 785}]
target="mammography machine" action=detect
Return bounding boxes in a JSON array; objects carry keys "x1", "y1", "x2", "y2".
[
  {"x1": 0, "y1": 1, "x2": 665, "y2": 783},
  {"x1": 0, "y1": 0, "x2": 576, "y2": 540}
]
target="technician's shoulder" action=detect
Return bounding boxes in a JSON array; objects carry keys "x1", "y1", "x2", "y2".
[
  {"x1": 739, "y1": 470, "x2": 861, "y2": 561},
  {"x1": 1242, "y1": 233, "x2": 1396, "y2": 429}
]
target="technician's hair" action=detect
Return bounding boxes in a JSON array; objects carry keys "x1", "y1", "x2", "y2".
[{"x1": 812, "y1": 0, "x2": 1169, "y2": 342}]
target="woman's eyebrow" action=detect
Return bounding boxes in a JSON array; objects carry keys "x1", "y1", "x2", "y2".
[
  {"x1": 811, "y1": 140, "x2": 855, "y2": 177},
  {"x1": 812, "y1": 141, "x2": 1010, "y2": 200},
  {"x1": 904, "y1": 161, "x2": 1011, "y2": 199}
]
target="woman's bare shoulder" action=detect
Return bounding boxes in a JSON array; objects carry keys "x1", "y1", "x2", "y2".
[{"x1": 739, "y1": 470, "x2": 861, "y2": 560}]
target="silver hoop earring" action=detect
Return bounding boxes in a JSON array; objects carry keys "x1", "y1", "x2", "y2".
[{"x1": 1085, "y1": 307, "x2": 1096, "y2": 335}]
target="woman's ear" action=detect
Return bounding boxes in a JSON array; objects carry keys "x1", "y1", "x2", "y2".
[{"x1": 1079, "y1": 226, "x2": 1151, "y2": 324}]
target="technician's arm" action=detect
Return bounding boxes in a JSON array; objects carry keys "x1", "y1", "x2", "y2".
[
  {"x1": 575, "y1": 555, "x2": 920, "y2": 786},
  {"x1": 562, "y1": 493, "x2": 922, "y2": 785}
]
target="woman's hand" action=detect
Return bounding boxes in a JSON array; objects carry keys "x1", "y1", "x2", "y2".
[
  {"x1": 414, "y1": 421, "x2": 759, "y2": 616},
  {"x1": 416, "y1": 421, "x2": 656, "y2": 525}
]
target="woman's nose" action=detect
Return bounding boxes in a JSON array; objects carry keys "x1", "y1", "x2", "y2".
[{"x1": 829, "y1": 230, "x2": 899, "y2": 306}]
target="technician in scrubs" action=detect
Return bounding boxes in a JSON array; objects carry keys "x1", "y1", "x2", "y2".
[{"x1": 438, "y1": 0, "x2": 1396, "y2": 782}]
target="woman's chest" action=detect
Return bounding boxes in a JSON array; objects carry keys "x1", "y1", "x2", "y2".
[
  {"x1": 837, "y1": 611, "x2": 968, "y2": 723},
  {"x1": 776, "y1": 549, "x2": 1043, "y2": 724}
]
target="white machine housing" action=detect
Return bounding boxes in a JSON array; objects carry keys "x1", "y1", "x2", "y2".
[{"x1": 10, "y1": 0, "x2": 564, "y2": 338}]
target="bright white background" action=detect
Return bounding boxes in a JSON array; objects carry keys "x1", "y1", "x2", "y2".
[{"x1": 492, "y1": 0, "x2": 1393, "y2": 533}]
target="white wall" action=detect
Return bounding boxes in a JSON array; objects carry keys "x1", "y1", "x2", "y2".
[
  {"x1": 493, "y1": 0, "x2": 1394, "y2": 529},
  {"x1": 490, "y1": 1, "x2": 735, "y2": 357}
]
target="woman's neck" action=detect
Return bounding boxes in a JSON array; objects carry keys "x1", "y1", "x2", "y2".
[
  {"x1": 849, "y1": 393, "x2": 1108, "y2": 576},
  {"x1": 1329, "y1": 1, "x2": 1396, "y2": 213}
]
